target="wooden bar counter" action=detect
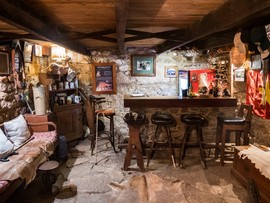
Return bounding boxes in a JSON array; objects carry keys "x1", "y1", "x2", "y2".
[
  {"x1": 124, "y1": 95, "x2": 237, "y2": 108},
  {"x1": 122, "y1": 95, "x2": 237, "y2": 171}
]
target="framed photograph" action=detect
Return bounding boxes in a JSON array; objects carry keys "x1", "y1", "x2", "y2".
[
  {"x1": 0, "y1": 51, "x2": 10, "y2": 75},
  {"x1": 164, "y1": 66, "x2": 177, "y2": 78},
  {"x1": 131, "y1": 54, "x2": 156, "y2": 76},
  {"x1": 92, "y1": 63, "x2": 116, "y2": 94},
  {"x1": 235, "y1": 68, "x2": 245, "y2": 82},
  {"x1": 24, "y1": 41, "x2": 33, "y2": 63},
  {"x1": 250, "y1": 54, "x2": 261, "y2": 70},
  {"x1": 34, "y1": 44, "x2": 42, "y2": 57}
]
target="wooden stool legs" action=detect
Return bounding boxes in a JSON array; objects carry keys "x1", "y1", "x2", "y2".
[
  {"x1": 179, "y1": 125, "x2": 206, "y2": 169},
  {"x1": 123, "y1": 124, "x2": 145, "y2": 172}
]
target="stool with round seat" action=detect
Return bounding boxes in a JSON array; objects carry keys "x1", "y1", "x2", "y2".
[
  {"x1": 86, "y1": 95, "x2": 118, "y2": 157},
  {"x1": 179, "y1": 114, "x2": 208, "y2": 169},
  {"x1": 147, "y1": 112, "x2": 175, "y2": 167},
  {"x1": 215, "y1": 103, "x2": 253, "y2": 166},
  {"x1": 38, "y1": 160, "x2": 60, "y2": 197}
]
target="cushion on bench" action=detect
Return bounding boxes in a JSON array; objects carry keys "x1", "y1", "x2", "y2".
[{"x1": 0, "y1": 129, "x2": 14, "y2": 159}]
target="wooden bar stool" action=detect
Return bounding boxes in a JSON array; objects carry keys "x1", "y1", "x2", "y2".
[
  {"x1": 179, "y1": 114, "x2": 208, "y2": 169},
  {"x1": 123, "y1": 112, "x2": 146, "y2": 172},
  {"x1": 86, "y1": 95, "x2": 118, "y2": 155},
  {"x1": 215, "y1": 103, "x2": 253, "y2": 165},
  {"x1": 39, "y1": 160, "x2": 60, "y2": 197},
  {"x1": 147, "y1": 112, "x2": 175, "y2": 167}
]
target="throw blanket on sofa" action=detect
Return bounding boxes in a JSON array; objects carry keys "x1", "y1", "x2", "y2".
[{"x1": 0, "y1": 130, "x2": 57, "y2": 185}]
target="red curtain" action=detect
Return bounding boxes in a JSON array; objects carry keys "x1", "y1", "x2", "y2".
[{"x1": 246, "y1": 70, "x2": 270, "y2": 119}]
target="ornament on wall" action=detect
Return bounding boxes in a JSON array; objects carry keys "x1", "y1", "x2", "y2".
[
  {"x1": 24, "y1": 41, "x2": 33, "y2": 63},
  {"x1": 130, "y1": 54, "x2": 156, "y2": 77},
  {"x1": 164, "y1": 66, "x2": 177, "y2": 78}
]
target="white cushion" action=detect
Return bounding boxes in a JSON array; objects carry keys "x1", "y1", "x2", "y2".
[
  {"x1": 3, "y1": 115, "x2": 31, "y2": 147},
  {"x1": 0, "y1": 128, "x2": 14, "y2": 158}
]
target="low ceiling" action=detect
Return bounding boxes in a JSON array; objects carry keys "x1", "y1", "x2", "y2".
[{"x1": 1, "y1": 0, "x2": 270, "y2": 56}]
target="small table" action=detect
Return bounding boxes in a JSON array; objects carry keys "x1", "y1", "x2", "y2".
[{"x1": 39, "y1": 160, "x2": 60, "y2": 197}]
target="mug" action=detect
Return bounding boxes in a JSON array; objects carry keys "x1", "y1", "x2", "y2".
[
  {"x1": 66, "y1": 96, "x2": 72, "y2": 104},
  {"x1": 58, "y1": 82, "x2": 64, "y2": 90},
  {"x1": 73, "y1": 95, "x2": 81, "y2": 103},
  {"x1": 64, "y1": 81, "x2": 69, "y2": 89},
  {"x1": 69, "y1": 82, "x2": 75, "y2": 89}
]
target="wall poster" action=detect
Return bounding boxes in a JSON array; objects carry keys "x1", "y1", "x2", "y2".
[{"x1": 92, "y1": 63, "x2": 116, "y2": 94}]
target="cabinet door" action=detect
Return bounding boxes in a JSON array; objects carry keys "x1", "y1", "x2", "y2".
[{"x1": 53, "y1": 104, "x2": 83, "y2": 142}]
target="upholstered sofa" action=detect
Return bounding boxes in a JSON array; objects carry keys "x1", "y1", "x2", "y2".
[{"x1": 0, "y1": 114, "x2": 58, "y2": 202}]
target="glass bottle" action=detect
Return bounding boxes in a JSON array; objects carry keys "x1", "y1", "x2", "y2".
[
  {"x1": 213, "y1": 80, "x2": 219, "y2": 97},
  {"x1": 188, "y1": 83, "x2": 193, "y2": 95}
]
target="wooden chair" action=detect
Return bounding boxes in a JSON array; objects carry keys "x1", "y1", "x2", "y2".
[{"x1": 215, "y1": 103, "x2": 253, "y2": 165}]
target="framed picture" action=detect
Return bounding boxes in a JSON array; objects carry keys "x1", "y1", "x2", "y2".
[
  {"x1": 0, "y1": 51, "x2": 10, "y2": 75},
  {"x1": 34, "y1": 44, "x2": 42, "y2": 57},
  {"x1": 24, "y1": 41, "x2": 33, "y2": 63},
  {"x1": 131, "y1": 54, "x2": 156, "y2": 76},
  {"x1": 250, "y1": 54, "x2": 261, "y2": 70},
  {"x1": 92, "y1": 63, "x2": 116, "y2": 94},
  {"x1": 164, "y1": 66, "x2": 177, "y2": 78},
  {"x1": 235, "y1": 68, "x2": 245, "y2": 82}
]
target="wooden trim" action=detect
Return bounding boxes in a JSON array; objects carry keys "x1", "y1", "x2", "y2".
[{"x1": 124, "y1": 95, "x2": 237, "y2": 108}]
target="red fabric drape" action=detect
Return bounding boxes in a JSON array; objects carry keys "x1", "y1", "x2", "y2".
[{"x1": 246, "y1": 70, "x2": 270, "y2": 119}]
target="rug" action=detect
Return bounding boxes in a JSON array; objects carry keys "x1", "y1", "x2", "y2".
[{"x1": 109, "y1": 173, "x2": 242, "y2": 203}]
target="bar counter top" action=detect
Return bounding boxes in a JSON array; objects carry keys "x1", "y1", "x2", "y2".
[{"x1": 124, "y1": 95, "x2": 237, "y2": 108}]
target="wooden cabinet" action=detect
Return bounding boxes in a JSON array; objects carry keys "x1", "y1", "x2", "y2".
[
  {"x1": 38, "y1": 73, "x2": 83, "y2": 142},
  {"x1": 49, "y1": 88, "x2": 78, "y2": 108},
  {"x1": 231, "y1": 146, "x2": 270, "y2": 203},
  {"x1": 53, "y1": 103, "x2": 83, "y2": 142},
  {"x1": 48, "y1": 87, "x2": 83, "y2": 142}
]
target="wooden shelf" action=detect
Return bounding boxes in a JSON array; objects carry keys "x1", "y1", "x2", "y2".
[{"x1": 49, "y1": 88, "x2": 77, "y2": 95}]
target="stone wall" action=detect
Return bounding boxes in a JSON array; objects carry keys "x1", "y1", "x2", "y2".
[
  {"x1": 1, "y1": 44, "x2": 269, "y2": 147},
  {"x1": 75, "y1": 49, "x2": 235, "y2": 144},
  {"x1": 74, "y1": 48, "x2": 269, "y2": 147},
  {"x1": 0, "y1": 76, "x2": 21, "y2": 123}
]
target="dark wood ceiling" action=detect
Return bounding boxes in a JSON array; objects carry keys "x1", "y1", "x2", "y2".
[{"x1": 0, "y1": 0, "x2": 270, "y2": 56}]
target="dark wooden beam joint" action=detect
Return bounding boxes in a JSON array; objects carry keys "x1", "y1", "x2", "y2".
[{"x1": 115, "y1": 0, "x2": 129, "y2": 55}]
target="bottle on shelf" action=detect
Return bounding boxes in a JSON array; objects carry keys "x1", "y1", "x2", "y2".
[
  {"x1": 213, "y1": 80, "x2": 219, "y2": 97},
  {"x1": 188, "y1": 83, "x2": 193, "y2": 96}
]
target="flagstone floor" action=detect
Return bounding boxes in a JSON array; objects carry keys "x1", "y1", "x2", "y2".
[{"x1": 7, "y1": 138, "x2": 248, "y2": 203}]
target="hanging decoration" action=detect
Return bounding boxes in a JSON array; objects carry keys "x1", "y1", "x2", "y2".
[{"x1": 246, "y1": 69, "x2": 270, "y2": 119}]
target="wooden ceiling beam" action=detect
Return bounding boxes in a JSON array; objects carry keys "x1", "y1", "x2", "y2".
[
  {"x1": 0, "y1": 31, "x2": 39, "y2": 40},
  {"x1": 125, "y1": 29, "x2": 185, "y2": 42},
  {"x1": 115, "y1": 0, "x2": 129, "y2": 55},
  {"x1": 59, "y1": 29, "x2": 117, "y2": 43},
  {"x1": 188, "y1": 31, "x2": 235, "y2": 50},
  {"x1": 157, "y1": 0, "x2": 270, "y2": 54},
  {"x1": 0, "y1": 0, "x2": 88, "y2": 55}
]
